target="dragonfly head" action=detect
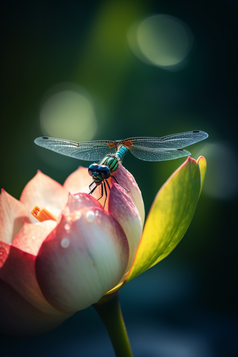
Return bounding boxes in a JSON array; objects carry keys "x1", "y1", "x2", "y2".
[
  {"x1": 88, "y1": 163, "x2": 111, "y2": 182},
  {"x1": 88, "y1": 163, "x2": 99, "y2": 176},
  {"x1": 98, "y1": 165, "x2": 110, "y2": 179},
  {"x1": 88, "y1": 164, "x2": 100, "y2": 180}
]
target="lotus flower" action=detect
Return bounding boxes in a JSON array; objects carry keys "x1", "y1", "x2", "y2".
[{"x1": 0, "y1": 156, "x2": 206, "y2": 337}]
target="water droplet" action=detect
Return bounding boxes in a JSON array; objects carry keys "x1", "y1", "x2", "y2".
[
  {"x1": 64, "y1": 223, "x2": 70, "y2": 231},
  {"x1": 75, "y1": 195, "x2": 80, "y2": 200},
  {"x1": 61, "y1": 238, "x2": 70, "y2": 248},
  {"x1": 86, "y1": 210, "x2": 95, "y2": 223},
  {"x1": 0, "y1": 247, "x2": 6, "y2": 255},
  {"x1": 95, "y1": 209, "x2": 101, "y2": 223},
  {"x1": 0, "y1": 247, "x2": 7, "y2": 265}
]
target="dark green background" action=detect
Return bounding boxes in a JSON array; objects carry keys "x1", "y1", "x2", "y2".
[{"x1": 1, "y1": 0, "x2": 238, "y2": 356}]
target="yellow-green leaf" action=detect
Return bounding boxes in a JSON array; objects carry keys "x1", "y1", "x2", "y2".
[
  {"x1": 126, "y1": 157, "x2": 204, "y2": 282},
  {"x1": 197, "y1": 156, "x2": 207, "y2": 195}
]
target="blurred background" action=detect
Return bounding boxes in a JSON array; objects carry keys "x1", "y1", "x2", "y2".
[{"x1": 1, "y1": 0, "x2": 238, "y2": 356}]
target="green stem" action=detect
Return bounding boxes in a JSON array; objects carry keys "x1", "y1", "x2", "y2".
[{"x1": 93, "y1": 291, "x2": 133, "y2": 357}]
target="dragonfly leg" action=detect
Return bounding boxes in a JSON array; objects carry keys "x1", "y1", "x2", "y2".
[
  {"x1": 89, "y1": 180, "x2": 95, "y2": 189},
  {"x1": 89, "y1": 181, "x2": 97, "y2": 195},
  {"x1": 105, "y1": 179, "x2": 111, "y2": 191},
  {"x1": 111, "y1": 175, "x2": 130, "y2": 193},
  {"x1": 97, "y1": 182, "x2": 104, "y2": 202},
  {"x1": 96, "y1": 181, "x2": 109, "y2": 208},
  {"x1": 103, "y1": 181, "x2": 108, "y2": 208}
]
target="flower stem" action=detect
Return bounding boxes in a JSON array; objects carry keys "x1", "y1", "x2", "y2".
[{"x1": 93, "y1": 291, "x2": 133, "y2": 357}]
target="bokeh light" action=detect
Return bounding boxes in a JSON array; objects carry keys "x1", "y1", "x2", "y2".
[
  {"x1": 197, "y1": 142, "x2": 238, "y2": 200},
  {"x1": 2, "y1": 1, "x2": 238, "y2": 356},
  {"x1": 128, "y1": 14, "x2": 193, "y2": 70},
  {"x1": 40, "y1": 85, "x2": 97, "y2": 142}
]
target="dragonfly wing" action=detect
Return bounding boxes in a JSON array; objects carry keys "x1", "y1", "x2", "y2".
[
  {"x1": 34, "y1": 137, "x2": 116, "y2": 161},
  {"x1": 128, "y1": 130, "x2": 208, "y2": 149},
  {"x1": 130, "y1": 146, "x2": 191, "y2": 161}
]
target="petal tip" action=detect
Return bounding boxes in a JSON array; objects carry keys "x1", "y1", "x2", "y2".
[
  {"x1": 197, "y1": 155, "x2": 206, "y2": 163},
  {"x1": 186, "y1": 156, "x2": 197, "y2": 164}
]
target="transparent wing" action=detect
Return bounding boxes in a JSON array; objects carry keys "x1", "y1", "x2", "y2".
[
  {"x1": 128, "y1": 130, "x2": 208, "y2": 149},
  {"x1": 129, "y1": 147, "x2": 191, "y2": 161},
  {"x1": 125, "y1": 130, "x2": 208, "y2": 161},
  {"x1": 34, "y1": 136, "x2": 116, "y2": 161}
]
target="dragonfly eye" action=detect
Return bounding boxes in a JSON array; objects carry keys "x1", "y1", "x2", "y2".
[
  {"x1": 98, "y1": 165, "x2": 110, "y2": 179},
  {"x1": 88, "y1": 163, "x2": 99, "y2": 176}
]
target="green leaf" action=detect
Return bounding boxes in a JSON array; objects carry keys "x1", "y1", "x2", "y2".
[
  {"x1": 126, "y1": 157, "x2": 206, "y2": 282},
  {"x1": 197, "y1": 156, "x2": 207, "y2": 195}
]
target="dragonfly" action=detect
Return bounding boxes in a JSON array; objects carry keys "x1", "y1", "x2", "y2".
[{"x1": 34, "y1": 130, "x2": 208, "y2": 206}]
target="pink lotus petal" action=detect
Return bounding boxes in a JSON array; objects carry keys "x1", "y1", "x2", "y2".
[
  {"x1": 112, "y1": 165, "x2": 145, "y2": 225},
  {"x1": 108, "y1": 184, "x2": 142, "y2": 272},
  {"x1": 20, "y1": 171, "x2": 68, "y2": 222},
  {"x1": 0, "y1": 240, "x2": 10, "y2": 268},
  {"x1": 79, "y1": 184, "x2": 102, "y2": 203},
  {"x1": 0, "y1": 189, "x2": 31, "y2": 244},
  {"x1": 63, "y1": 166, "x2": 92, "y2": 194},
  {"x1": 0, "y1": 240, "x2": 61, "y2": 315},
  {"x1": 64, "y1": 164, "x2": 144, "y2": 221},
  {"x1": 78, "y1": 164, "x2": 145, "y2": 217},
  {"x1": 0, "y1": 279, "x2": 71, "y2": 337},
  {"x1": 36, "y1": 207, "x2": 129, "y2": 313},
  {"x1": 62, "y1": 192, "x2": 102, "y2": 216},
  {"x1": 12, "y1": 221, "x2": 57, "y2": 255}
]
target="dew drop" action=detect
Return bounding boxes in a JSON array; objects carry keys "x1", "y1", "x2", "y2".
[
  {"x1": 0, "y1": 247, "x2": 7, "y2": 264},
  {"x1": 61, "y1": 238, "x2": 70, "y2": 248},
  {"x1": 86, "y1": 210, "x2": 95, "y2": 223},
  {"x1": 74, "y1": 195, "x2": 80, "y2": 200},
  {"x1": 64, "y1": 223, "x2": 71, "y2": 231},
  {"x1": 95, "y1": 209, "x2": 101, "y2": 223}
]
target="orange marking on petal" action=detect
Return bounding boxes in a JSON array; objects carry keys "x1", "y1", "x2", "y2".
[{"x1": 31, "y1": 206, "x2": 57, "y2": 222}]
